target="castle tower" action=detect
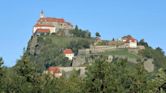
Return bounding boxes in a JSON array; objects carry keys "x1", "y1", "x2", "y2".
[{"x1": 40, "y1": 10, "x2": 45, "y2": 18}]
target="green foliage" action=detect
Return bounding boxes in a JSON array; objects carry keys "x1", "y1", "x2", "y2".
[
  {"x1": 95, "y1": 32, "x2": 101, "y2": 37},
  {"x1": 138, "y1": 39, "x2": 149, "y2": 47},
  {"x1": 27, "y1": 36, "x2": 94, "y2": 71},
  {"x1": 71, "y1": 25, "x2": 91, "y2": 38},
  {"x1": 0, "y1": 57, "x2": 4, "y2": 76},
  {"x1": 95, "y1": 41, "x2": 105, "y2": 46},
  {"x1": 14, "y1": 56, "x2": 40, "y2": 92},
  {"x1": 14, "y1": 55, "x2": 38, "y2": 83},
  {"x1": 85, "y1": 56, "x2": 110, "y2": 92},
  {"x1": 100, "y1": 48, "x2": 140, "y2": 59},
  {"x1": 147, "y1": 68, "x2": 166, "y2": 93},
  {"x1": 1, "y1": 32, "x2": 166, "y2": 93},
  {"x1": 139, "y1": 47, "x2": 166, "y2": 69},
  {"x1": 0, "y1": 57, "x2": 4, "y2": 92},
  {"x1": 1, "y1": 55, "x2": 166, "y2": 93},
  {"x1": 55, "y1": 70, "x2": 84, "y2": 93},
  {"x1": 84, "y1": 56, "x2": 150, "y2": 93},
  {"x1": 68, "y1": 38, "x2": 91, "y2": 55},
  {"x1": 0, "y1": 57, "x2": 3, "y2": 66}
]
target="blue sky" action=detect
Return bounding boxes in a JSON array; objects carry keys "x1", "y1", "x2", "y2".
[{"x1": 0, "y1": 0, "x2": 166, "y2": 67}]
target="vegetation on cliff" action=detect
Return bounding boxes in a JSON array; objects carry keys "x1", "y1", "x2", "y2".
[
  {"x1": 26, "y1": 35, "x2": 94, "y2": 71},
  {"x1": 0, "y1": 27, "x2": 166, "y2": 92}
]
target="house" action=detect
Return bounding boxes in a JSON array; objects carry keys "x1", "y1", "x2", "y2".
[
  {"x1": 96, "y1": 37, "x2": 102, "y2": 42},
  {"x1": 94, "y1": 37, "x2": 103, "y2": 45},
  {"x1": 126, "y1": 37, "x2": 137, "y2": 48},
  {"x1": 122, "y1": 35, "x2": 137, "y2": 48},
  {"x1": 63, "y1": 49, "x2": 74, "y2": 60},
  {"x1": 121, "y1": 35, "x2": 132, "y2": 42},
  {"x1": 108, "y1": 41, "x2": 117, "y2": 47},
  {"x1": 46, "y1": 66, "x2": 62, "y2": 78},
  {"x1": 33, "y1": 11, "x2": 73, "y2": 35}
]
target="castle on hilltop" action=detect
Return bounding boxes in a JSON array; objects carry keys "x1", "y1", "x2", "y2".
[{"x1": 33, "y1": 11, "x2": 73, "y2": 35}]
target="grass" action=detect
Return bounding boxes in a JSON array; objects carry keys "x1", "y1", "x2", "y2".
[
  {"x1": 38, "y1": 35, "x2": 94, "y2": 48},
  {"x1": 100, "y1": 48, "x2": 140, "y2": 59}
]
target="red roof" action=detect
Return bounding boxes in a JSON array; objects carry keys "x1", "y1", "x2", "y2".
[
  {"x1": 34, "y1": 24, "x2": 54, "y2": 27},
  {"x1": 96, "y1": 37, "x2": 101, "y2": 41},
  {"x1": 122, "y1": 35, "x2": 132, "y2": 39},
  {"x1": 126, "y1": 37, "x2": 136, "y2": 43},
  {"x1": 63, "y1": 49, "x2": 73, "y2": 54},
  {"x1": 36, "y1": 29, "x2": 50, "y2": 33},
  {"x1": 38, "y1": 17, "x2": 65, "y2": 23},
  {"x1": 48, "y1": 67, "x2": 60, "y2": 73},
  {"x1": 122, "y1": 35, "x2": 137, "y2": 43}
]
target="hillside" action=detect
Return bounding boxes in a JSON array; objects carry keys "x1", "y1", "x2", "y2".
[
  {"x1": 25, "y1": 11, "x2": 163, "y2": 72},
  {"x1": 26, "y1": 34, "x2": 94, "y2": 71},
  {"x1": 24, "y1": 32, "x2": 166, "y2": 73},
  {"x1": 1, "y1": 30, "x2": 166, "y2": 93}
]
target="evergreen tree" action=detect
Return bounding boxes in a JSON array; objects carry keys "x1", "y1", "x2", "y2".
[
  {"x1": 95, "y1": 32, "x2": 101, "y2": 37},
  {"x1": 156, "y1": 47, "x2": 165, "y2": 55},
  {"x1": 0, "y1": 57, "x2": 4, "y2": 92},
  {"x1": 138, "y1": 39, "x2": 149, "y2": 47},
  {"x1": 12, "y1": 55, "x2": 41, "y2": 93},
  {"x1": 0, "y1": 57, "x2": 3, "y2": 77},
  {"x1": 85, "y1": 57, "x2": 149, "y2": 93}
]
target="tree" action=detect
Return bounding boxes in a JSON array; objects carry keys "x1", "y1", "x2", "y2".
[
  {"x1": 56, "y1": 70, "x2": 84, "y2": 93},
  {"x1": 84, "y1": 56, "x2": 150, "y2": 93},
  {"x1": 138, "y1": 39, "x2": 149, "y2": 47},
  {"x1": 0, "y1": 57, "x2": 4, "y2": 92},
  {"x1": 85, "y1": 56, "x2": 109, "y2": 93},
  {"x1": 15, "y1": 55, "x2": 36, "y2": 81},
  {"x1": 71, "y1": 25, "x2": 91, "y2": 38},
  {"x1": 95, "y1": 32, "x2": 101, "y2": 37},
  {"x1": 12, "y1": 55, "x2": 41, "y2": 93},
  {"x1": 87, "y1": 31, "x2": 91, "y2": 38},
  {"x1": 0, "y1": 57, "x2": 4, "y2": 76},
  {"x1": 147, "y1": 68, "x2": 166, "y2": 93},
  {"x1": 156, "y1": 47, "x2": 165, "y2": 56},
  {"x1": 75, "y1": 25, "x2": 79, "y2": 31},
  {"x1": 112, "y1": 38, "x2": 115, "y2": 41},
  {"x1": 139, "y1": 47, "x2": 166, "y2": 69}
]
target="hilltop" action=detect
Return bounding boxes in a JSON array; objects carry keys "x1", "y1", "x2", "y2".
[
  {"x1": 1, "y1": 12, "x2": 166, "y2": 93},
  {"x1": 22, "y1": 11, "x2": 166, "y2": 75},
  {"x1": 26, "y1": 30, "x2": 165, "y2": 74}
]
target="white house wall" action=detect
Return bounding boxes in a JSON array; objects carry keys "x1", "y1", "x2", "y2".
[
  {"x1": 129, "y1": 42, "x2": 137, "y2": 48},
  {"x1": 33, "y1": 27, "x2": 56, "y2": 33},
  {"x1": 65, "y1": 54, "x2": 74, "y2": 60}
]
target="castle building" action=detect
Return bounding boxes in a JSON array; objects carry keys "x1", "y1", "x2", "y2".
[{"x1": 33, "y1": 11, "x2": 73, "y2": 35}]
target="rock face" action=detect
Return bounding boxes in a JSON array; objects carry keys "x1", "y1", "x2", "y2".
[
  {"x1": 107, "y1": 55, "x2": 113, "y2": 63},
  {"x1": 144, "y1": 59, "x2": 154, "y2": 72},
  {"x1": 27, "y1": 36, "x2": 38, "y2": 55},
  {"x1": 72, "y1": 56, "x2": 86, "y2": 67}
]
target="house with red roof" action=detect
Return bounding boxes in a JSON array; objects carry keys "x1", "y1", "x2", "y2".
[
  {"x1": 33, "y1": 11, "x2": 73, "y2": 35},
  {"x1": 121, "y1": 35, "x2": 137, "y2": 48},
  {"x1": 63, "y1": 49, "x2": 74, "y2": 60},
  {"x1": 46, "y1": 66, "x2": 62, "y2": 78}
]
